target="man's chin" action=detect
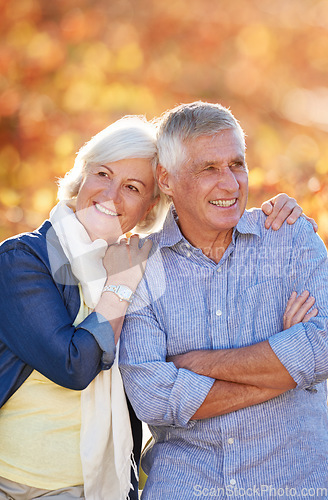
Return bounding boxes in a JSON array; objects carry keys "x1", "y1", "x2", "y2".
[{"x1": 211, "y1": 213, "x2": 243, "y2": 231}]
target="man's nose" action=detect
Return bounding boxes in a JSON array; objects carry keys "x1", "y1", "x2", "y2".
[{"x1": 217, "y1": 168, "x2": 239, "y2": 192}]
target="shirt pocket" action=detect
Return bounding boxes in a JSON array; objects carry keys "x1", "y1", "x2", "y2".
[{"x1": 233, "y1": 277, "x2": 285, "y2": 346}]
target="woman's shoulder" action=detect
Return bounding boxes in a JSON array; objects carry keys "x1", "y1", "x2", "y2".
[
  {"x1": 0, "y1": 220, "x2": 53, "y2": 263},
  {"x1": 0, "y1": 220, "x2": 79, "y2": 300},
  {"x1": 0, "y1": 220, "x2": 51, "y2": 248}
]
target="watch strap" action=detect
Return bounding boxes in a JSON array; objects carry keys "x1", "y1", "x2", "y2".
[{"x1": 103, "y1": 284, "x2": 134, "y2": 303}]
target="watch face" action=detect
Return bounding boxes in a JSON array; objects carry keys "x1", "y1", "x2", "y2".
[{"x1": 119, "y1": 285, "x2": 133, "y2": 300}]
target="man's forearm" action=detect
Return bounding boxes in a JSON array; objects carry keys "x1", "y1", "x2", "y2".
[
  {"x1": 170, "y1": 340, "x2": 296, "y2": 390},
  {"x1": 191, "y1": 379, "x2": 285, "y2": 420}
]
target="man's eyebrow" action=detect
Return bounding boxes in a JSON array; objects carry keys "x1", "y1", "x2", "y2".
[
  {"x1": 199, "y1": 156, "x2": 245, "y2": 167},
  {"x1": 100, "y1": 165, "x2": 146, "y2": 187}
]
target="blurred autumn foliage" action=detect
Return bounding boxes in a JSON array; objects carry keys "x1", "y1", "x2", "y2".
[{"x1": 1, "y1": 0, "x2": 328, "y2": 245}]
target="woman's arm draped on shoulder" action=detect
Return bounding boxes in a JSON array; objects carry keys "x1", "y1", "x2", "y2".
[{"x1": 261, "y1": 193, "x2": 318, "y2": 231}]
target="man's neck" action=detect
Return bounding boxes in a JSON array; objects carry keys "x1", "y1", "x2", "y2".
[
  {"x1": 178, "y1": 223, "x2": 233, "y2": 264},
  {"x1": 201, "y1": 231, "x2": 233, "y2": 263}
]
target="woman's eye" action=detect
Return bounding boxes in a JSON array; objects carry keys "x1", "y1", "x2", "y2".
[
  {"x1": 127, "y1": 184, "x2": 139, "y2": 192},
  {"x1": 97, "y1": 170, "x2": 109, "y2": 177}
]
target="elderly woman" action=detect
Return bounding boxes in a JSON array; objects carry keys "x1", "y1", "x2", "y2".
[
  {"x1": 0, "y1": 116, "x2": 165, "y2": 500},
  {"x1": 0, "y1": 113, "x2": 310, "y2": 500}
]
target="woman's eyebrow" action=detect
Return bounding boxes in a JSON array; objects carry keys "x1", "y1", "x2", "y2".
[
  {"x1": 127, "y1": 178, "x2": 146, "y2": 187},
  {"x1": 100, "y1": 165, "x2": 146, "y2": 187},
  {"x1": 100, "y1": 164, "x2": 113, "y2": 173}
]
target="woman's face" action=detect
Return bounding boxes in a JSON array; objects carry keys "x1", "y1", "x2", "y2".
[{"x1": 76, "y1": 158, "x2": 157, "y2": 243}]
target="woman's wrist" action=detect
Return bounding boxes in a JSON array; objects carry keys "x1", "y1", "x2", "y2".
[{"x1": 104, "y1": 275, "x2": 139, "y2": 293}]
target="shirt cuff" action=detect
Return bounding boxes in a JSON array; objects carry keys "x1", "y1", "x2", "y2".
[
  {"x1": 167, "y1": 368, "x2": 215, "y2": 427},
  {"x1": 79, "y1": 312, "x2": 116, "y2": 369},
  {"x1": 269, "y1": 325, "x2": 314, "y2": 389}
]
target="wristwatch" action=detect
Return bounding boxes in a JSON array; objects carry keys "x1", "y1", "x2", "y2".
[{"x1": 103, "y1": 284, "x2": 134, "y2": 303}]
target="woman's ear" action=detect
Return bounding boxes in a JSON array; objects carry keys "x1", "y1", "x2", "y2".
[{"x1": 157, "y1": 165, "x2": 174, "y2": 196}]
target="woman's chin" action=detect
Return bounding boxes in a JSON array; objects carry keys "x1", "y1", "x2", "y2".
[{"x1": 83, "y1": 224, "x2": 120, "y2": 243}]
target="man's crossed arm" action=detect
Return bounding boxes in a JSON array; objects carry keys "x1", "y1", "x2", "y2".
[{"x1": 169, "y1": 291, "x2": 317, "y2": 420}]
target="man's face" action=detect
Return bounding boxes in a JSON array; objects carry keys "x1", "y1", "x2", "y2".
[{"x1": 160, "y1": 129, "x2": 248, "y2": 246}]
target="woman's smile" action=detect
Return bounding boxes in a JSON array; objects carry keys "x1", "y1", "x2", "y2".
[{"x1": 94, "y1": 202, "x2": 119, "y2": 217}]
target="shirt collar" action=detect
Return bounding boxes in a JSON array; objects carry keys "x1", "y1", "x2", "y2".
[
  {"x1": 158, "y1": 205, "x2": 185, "y2": 249},
  {"x1": 233, "y1": 209, "x2": 262, "y2": 243},
  {"x1": 159, "y1": 205, "x2": 262, "y2": 250}
]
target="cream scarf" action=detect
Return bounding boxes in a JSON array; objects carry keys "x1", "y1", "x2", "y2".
[{"x1": 49, "y1": 201, "x2": 136, "y2": 500}]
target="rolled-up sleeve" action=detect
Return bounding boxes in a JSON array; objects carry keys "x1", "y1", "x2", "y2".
[
  {"x1": 78, "y1": 312, "x2": 116, "y2": 369},
  {"x1": 269, "y1": 221, "x2": 328, "y2": 389},
  {"x1": 119, "y1": 297, "x2": 214, "y2": 428}
]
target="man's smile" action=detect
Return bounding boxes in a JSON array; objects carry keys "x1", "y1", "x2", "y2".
[{"x1": 209, "y1": 198, "x2": 237, "y2": 207}]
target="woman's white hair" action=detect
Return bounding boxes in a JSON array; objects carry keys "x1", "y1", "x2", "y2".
[{"x1": 57, "y1": 115, "x2": 169, "y2": 233}]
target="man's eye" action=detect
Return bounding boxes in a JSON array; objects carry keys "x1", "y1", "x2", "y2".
[{"x1": 231, "y1": 163, "x2": 245, "y2": 170}]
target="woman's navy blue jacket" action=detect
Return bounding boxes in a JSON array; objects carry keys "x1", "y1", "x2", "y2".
[
  {"x1": 0, "y1": 220, "x2": 141, "y2": 497},
  {"x1": 0, "y1": 220, "x2": 116, "y2": 406}
]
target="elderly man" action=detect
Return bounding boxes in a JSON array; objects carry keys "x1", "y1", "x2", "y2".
[{"x1": 119, "y1": 102, "x2": 328, "y2": 499}]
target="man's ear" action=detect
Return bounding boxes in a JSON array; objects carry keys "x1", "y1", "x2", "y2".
[{"x1": 157, "y1": 164, "x2": 174, "y2": 197}]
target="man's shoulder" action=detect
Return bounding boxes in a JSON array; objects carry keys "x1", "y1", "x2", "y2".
[
  {"x1": 148, "y1": 227, "x2": 165, "y2": 245},
  {"x1": 244, "y1": 208, "x2": 315, "y2": 241}
]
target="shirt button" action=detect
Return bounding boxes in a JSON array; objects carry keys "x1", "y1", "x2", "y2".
[
  {"x1": 186, "y1": 251, "x2": 191, "y2": 258},
  {"x1": 228, "y1": 437, "x2": 234, "y2": 445},
  {"x1": 216, "y1": 310, "x2": 222, "y2": 316},
  {"x1": 217, "y1": 267, "x2": 222, "y2": 272},
  {"x1": 230, "y1": 479, "x2": 236, "y2": 486}
]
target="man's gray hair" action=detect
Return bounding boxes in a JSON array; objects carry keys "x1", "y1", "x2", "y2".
[
  {"x1": 156, "y1": 101, "x2": 245, "y2": 173},
  {"x1": 57, "y1": 115, "x2": 167, "y2": 233}
]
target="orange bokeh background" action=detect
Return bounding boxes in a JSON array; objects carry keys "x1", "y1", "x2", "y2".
[{"x1": 1, "y1": 0, "x2": 328, "y2": 245}]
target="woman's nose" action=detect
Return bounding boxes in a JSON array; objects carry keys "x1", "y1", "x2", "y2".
[{"x1": 103, "y1": 181, "x2": 121, "y2": 204}]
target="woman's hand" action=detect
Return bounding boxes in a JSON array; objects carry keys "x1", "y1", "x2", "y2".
[
  {"x1": 103, "y1": 234, "x2": 152, "y2": 291},
  {"x1": 261, "y1": 193, "x2": 318, "y2": 232},
  {"x1": 283, "y1": 290, "x2": 318, "y2": 330},
  {"x1": 96, "y1": 235, "x2": 152, "y2": 344}
]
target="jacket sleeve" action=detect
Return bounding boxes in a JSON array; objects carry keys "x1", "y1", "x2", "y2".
[
  {"x1": 0, "y1": 245, "x2": 115, "y2": 390},
  {"x1": 119, "y1": 288, "x2": 214, "y2": 428},
  {"x1": 269, "y1": 220, "x2": 328, "y2": 390}
]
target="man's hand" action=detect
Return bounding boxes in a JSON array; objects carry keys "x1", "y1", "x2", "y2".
[
  {"x1": 283, "y1": 290, "x2": 318, "y2": 330},
  {"x1": 261, "y1": 193, "x2": 318, "y2": 232}
]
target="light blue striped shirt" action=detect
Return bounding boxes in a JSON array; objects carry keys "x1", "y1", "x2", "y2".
[{"x1": 119, "y1": 206, "x2": 328, "y2": 499}]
